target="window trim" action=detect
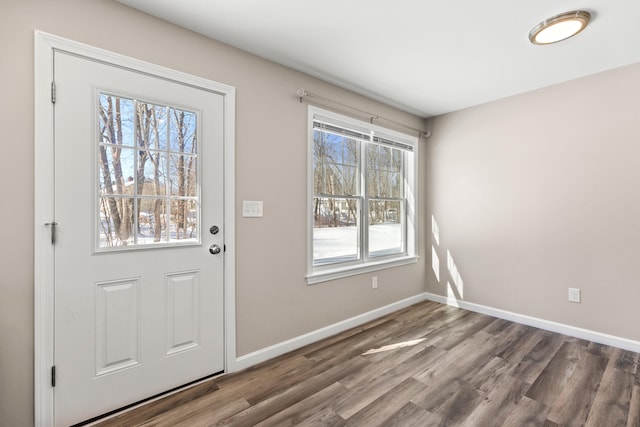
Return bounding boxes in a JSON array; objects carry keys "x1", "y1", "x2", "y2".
[{"x1": 306, "y1": 106, "x2": 418, "y2": 284}]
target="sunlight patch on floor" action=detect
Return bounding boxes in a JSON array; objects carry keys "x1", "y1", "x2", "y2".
[{"x1": 361, "y1": 338, "x2": 426, "y2": 355}]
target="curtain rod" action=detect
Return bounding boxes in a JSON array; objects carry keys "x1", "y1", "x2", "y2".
[{"x1": 296, "y1": 88, "x2": 431, "y2": 139}]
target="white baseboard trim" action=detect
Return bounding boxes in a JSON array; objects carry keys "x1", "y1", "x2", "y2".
[
  {"x1": 230, "y1": 291, "x2": 640, "y2": 374},
  {"x1": 424, "y1": 292, "x2": 640, "y2": 353},
  {"x1": 230, "y1": 293, "x2": 428, "y2": 372}
]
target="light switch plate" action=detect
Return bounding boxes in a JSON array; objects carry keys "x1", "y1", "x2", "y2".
[{"x1": 242, "y1": 200, "x2": 263, "y2": 217}]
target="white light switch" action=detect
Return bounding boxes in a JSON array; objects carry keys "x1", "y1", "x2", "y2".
[{"x1": 242, "y1": 201, "x2": 263, "y2": 217}]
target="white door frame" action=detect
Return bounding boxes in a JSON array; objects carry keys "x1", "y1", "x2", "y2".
[{"x1": 34, "y1": 31, "x2": 237, "y2": 427}]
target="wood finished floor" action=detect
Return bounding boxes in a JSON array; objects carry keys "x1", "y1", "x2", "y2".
[{"x1": 95, "y1": 300, "x2": 640, "y2": 426}]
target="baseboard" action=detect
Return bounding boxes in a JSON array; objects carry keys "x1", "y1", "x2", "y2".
[
  {"x1": 230, "y1": 293, "x2": 428, "y2": 372},
  {"x1": 424, "y1": 292, "x2": 640, "y2": 353},
  {"x1": 230, "y1": 291, "x2": 640, "y2": 374}
]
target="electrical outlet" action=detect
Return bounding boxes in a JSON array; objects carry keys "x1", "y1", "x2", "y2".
[
  {"x1": 372, "y1": 276, "x2": 378, "y2": 289},
  {"x1": 568, "y1": 288, "x2": 581, "y2": 303}
]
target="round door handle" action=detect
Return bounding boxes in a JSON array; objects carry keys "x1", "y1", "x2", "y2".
[{"x1": 209, "y1": 244, "x2": 221, "y2": 255}]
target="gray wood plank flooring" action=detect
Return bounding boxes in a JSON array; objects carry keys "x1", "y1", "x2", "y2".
[{"x1": 94, "y1": 300, "x2": 640, "y2": 426}]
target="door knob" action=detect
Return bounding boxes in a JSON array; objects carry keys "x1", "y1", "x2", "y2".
[{"x1": 209, "y1": 244, "x2": 221, "y2": 255}]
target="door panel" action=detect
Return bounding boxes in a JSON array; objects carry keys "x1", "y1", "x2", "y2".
[
  {"x1": 53, "y1": 51, "x2": 225, "y2": 426},
  {"x1": 94, "y1": 278, "x2": 140, "y2": 376},
  {"x1": 166, "y1": 271, "x2": 201, "y2": 355}
]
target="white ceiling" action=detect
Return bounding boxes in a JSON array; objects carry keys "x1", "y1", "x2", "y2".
[{"x1": 116, "y1": 0, "x2": 640, "y2": 118}]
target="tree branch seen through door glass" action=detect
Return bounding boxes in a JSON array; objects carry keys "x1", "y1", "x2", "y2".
[{"x1": 97, "y1": 93, "x2": 199, "y2": 249}]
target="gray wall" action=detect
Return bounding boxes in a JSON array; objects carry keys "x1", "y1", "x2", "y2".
[
  {"x1": 426, "y1": 62, "x2": 640, "y2": 342},
  {"x1": 0, "y1": 1, "x2": 427, "y2": 425}
]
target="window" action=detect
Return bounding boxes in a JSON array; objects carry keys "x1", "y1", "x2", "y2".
[
  {"x1": 307, "y1": 107, "x2": 417, "y2": 283},
  {"x1": 97, "y1": 92, "x2": 200, "y2": 250}
]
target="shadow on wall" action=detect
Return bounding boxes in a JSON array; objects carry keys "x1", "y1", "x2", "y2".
[{"x1": 431, "y1": 214, "x2": 464, "y2": 305}]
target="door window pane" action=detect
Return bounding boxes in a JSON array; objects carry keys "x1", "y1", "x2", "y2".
[
  {"x1": 137, "y1": 103, "x2": 168, "y2": 150},
  {"x1": 135, "y1": 198, "x2": 167, "y2": 244},
  {"x1": 99, "y1": 196, "x2": 135, "y2": 247},
  {"x1": 169, "y1": 108, "x2": 197, "y2": 153},
  {"x1": 169, "y1": 199, "x2": 198, "y2": 242},
  {"x1": 169, "y1": 154, "x2": 197, "y2": 197},
  {"x1": 97, "y1": 93, "x2": 200, "y2": 249},
  {"x1": 99, "y1": 95, "x2": 135, "y2": 146}
]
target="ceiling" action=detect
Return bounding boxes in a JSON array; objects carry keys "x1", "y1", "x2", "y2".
[{"x1": 116, "y1": 0, "x2": 640, "y2": 118}]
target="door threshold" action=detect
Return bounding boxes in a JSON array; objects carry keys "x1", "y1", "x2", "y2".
[{"x1": 78, "y1": 371, "x2": 225, "y2": 426}]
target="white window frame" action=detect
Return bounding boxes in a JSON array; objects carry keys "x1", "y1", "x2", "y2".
[{"x1": 306, "y1": 106, "x2": 418, "y2": 284}]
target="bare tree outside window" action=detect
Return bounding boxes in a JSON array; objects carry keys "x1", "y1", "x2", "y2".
[
  {"x1": 97, "y1": 93, "x2": 199, "y2": 248},
  {"x1": 311, "y1": 112, "x2": 414, "y2": 267}
]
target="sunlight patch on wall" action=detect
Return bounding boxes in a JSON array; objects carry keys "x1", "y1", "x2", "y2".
[
  {"x1": 431, "y1": 214, "x2": 440, "y2": 245},
  {"x1": 432, "y1": 245, "x2": 440, "y2": 283},
  {"x1": 447, "y1": 250, "x2": 464, "y2": 300},
  {"x1": 446, "y1": 282, "x2": 462, "y2": 307}
]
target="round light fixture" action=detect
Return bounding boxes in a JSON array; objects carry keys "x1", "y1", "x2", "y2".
[{"x1": 529, "y1": 10, "x2": 591, "y2": 45}]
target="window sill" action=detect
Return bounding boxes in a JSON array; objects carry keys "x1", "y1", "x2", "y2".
[{"x1": 306, "y1": 255, "x2": 418, "y2": 285}]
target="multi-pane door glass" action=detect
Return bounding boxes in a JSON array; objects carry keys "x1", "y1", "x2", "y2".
[{"x1": 98, "y1": 93, "x2": 199, "y2": 248}]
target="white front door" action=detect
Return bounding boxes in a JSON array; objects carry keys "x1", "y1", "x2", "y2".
[{"x1": 52, "y1": 50, "x2": 225, "y2": 426}]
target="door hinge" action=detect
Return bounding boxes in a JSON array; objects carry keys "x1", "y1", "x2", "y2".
[
  {"x1": 51, "y1": 365, "x2": 56, "y2": 387},
  {"x1": 45, "y1": 221, "x2": 58, "y2": 245},
  {"x1": 51, "y1": 81, "x2": 56, "y2": 104}
]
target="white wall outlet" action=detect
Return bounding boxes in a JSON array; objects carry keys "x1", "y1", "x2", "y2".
[
  {"x1": 372, "y1": 276, "x2": 378, "y2": 289},
  {"x1": 568, "y1": 288, "x2": 581, "y2": 303}
]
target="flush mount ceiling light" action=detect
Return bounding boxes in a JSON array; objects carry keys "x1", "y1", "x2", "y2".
[{"x1": 529, "y1": 10, "x2": 591, "y2": 45}]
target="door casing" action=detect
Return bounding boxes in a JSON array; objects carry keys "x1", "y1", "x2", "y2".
[{"x1": 34, "y1": 31, "x2": 237, "y2": 427}]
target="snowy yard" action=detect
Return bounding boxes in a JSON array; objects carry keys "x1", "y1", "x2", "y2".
[{"x1": 314, "y1": 223, "x2": 402, "y2": 261}]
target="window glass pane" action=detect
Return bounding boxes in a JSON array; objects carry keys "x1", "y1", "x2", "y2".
[
  {"x1": 367, "y1": 144, "x2": 378, "y2": 169},
  {"x1": 136, "y1": 103, "x2": 167, "y2": 150},
  {"x1": 99, "y1": 196, "x2": 135, "y2": 247},
  {"x1": 309, "y1": 109, "x2": 415, "y2": 275},
  {"x1": 375, "y1": 171, "x2": 402, "y2": 198},
  {"x1": 169, "y1": 199, "x2": 198, "y2": 242},
  {"x1": 136, "y1": 198, "x2": 167, "y2": 243},
  {"x1": 388, "y1": 172, "x2": 402, "y2": 198},
  {"x1": 169, "y1": 108, "x2": 197, "y2": 153},
  {"x1": 99, "y1": 94, "x2": 134, "y2": 146},
  {"x1": 344, "y1": 139, "x2": 358, "y2": 165},
  {"x1": 97, "y1": 93, "x2": 200, "y2": 250},
  {"x1": 379, "y1": 146, "x2": 392, "y2": 170},
  {"x1": 340, "y1": 165, "x2": 358, "y2": 195},
  {"x1": 366, "y1": 145, "x2": 403, "y2": 198},
  {"x1": 98, "y1": 147, "x2": 135, "y2": 195},
  {"x1": 314, "y1": 130, "x2": 359, "y2": 196},
  {"x1": 367, "y1": 168, "x2": 379, "y2": 197},
  {"x1": 368, "y1": 200, "x2": 403, "y2": 257},
  {"x1": 139, "y1": 151, "x2": 168, "y2": 196},
  {"x1": 392, "y1": 149, "x2": 403, "y2": 173},
  {"x1": 98, "y1": 146, "x2": 117, "y2": 194},
  {"x1": 169, "y1": 154, "x2": 197, "y2": 197},
  {"x1": 313, "y1": 197, "x2": 359, "y2": 264}
]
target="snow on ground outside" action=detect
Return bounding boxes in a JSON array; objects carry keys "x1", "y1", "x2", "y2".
[{"x1": 313, "y1": 223, "x2": 401, "y2": 259}]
